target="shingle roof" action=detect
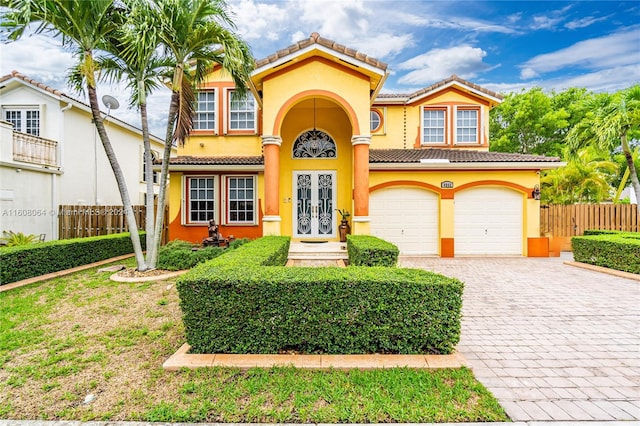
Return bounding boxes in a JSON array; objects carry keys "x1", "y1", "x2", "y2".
[
  {"x1": 255, "y1": 32, "x2": 388, "y2": 71},
  {"x1": 165, "y1": 156, "x2": 264, "y2": 165},
  {"x1": 376, "y1": 74, "x2": 503, "y2": 103},
  {"x1": 370, "y1": 148, "x2": 561, "y2": 163}
]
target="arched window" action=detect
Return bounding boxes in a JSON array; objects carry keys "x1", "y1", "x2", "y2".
[{"x1": 292, "y1": 129, "x2": 337, "y2": 158}]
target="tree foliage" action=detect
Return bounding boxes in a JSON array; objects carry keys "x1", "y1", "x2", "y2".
[
  {"x1": 489, "y1": 87, "x2": 588, "y2": 157},
  {"x1": 1, "y1": 0, "x2": 255, "y2": 270},
  {"x1": 567, "y1": 85, "x2": 640, "y2": 205},
  {"x1": 541, "y1": 147, "x2": 618, "y2": 204}
]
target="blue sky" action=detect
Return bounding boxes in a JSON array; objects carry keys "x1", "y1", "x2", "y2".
[{"x1": 1, "y1": 0, "x2": 639, "y2": 136}]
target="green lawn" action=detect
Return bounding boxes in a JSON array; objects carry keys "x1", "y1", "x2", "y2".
[{"x1": 0, "y1": 259, "x2": 508, "y2": 422}]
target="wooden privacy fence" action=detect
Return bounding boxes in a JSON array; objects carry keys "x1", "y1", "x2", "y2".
[
  {"x1": 58, "y1": 205, "x2": 169, "y2": 244},
  {"x1": 540, "y1": 204, "x2": 639, "y2": 237}
]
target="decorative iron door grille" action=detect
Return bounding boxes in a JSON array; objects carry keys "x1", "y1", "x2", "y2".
[{"x1": 293, "y1": 171, "x2": 336, "y2": 238}]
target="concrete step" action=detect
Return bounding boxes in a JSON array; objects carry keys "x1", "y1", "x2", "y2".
[{"x1": 288, "y1": 241, "x2": 348, "y2": 260}]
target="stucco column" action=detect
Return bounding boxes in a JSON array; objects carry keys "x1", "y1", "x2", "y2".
[
  {"x1": 262, "y1": 135, "x2": 282, "y2": 235},
  {"x1": 351, "y1": 135, "x2": 371, "y2": 235}
]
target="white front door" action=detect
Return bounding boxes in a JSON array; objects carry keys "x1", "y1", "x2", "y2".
[{"x1": 293, "y1": 171, "x2": 336, "y2": 238}]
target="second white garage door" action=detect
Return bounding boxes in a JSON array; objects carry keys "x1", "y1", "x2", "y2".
[
  {"x1": 370, "y1": 187, "x2": 439, "y2": 255},
  {"x1": 454, "y1": 187, "x2": 523, "y2": 255}
]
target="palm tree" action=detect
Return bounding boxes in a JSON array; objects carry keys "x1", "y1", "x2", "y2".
[
  {"x1": 92, "y1": 0, "x2": 172, "y2": 266},
  {"x1": 541, "y1": 147, "x2": 617, "y2": 204},
  {"x1": 148, "y1": 0, "x2": 254, "y2": 267},
  {"x1": 2, "y1": 0, "x2": 148, "y2": 269},
  {"x1": 567, "y1": 86, "x2": 640, "y2": 205}
]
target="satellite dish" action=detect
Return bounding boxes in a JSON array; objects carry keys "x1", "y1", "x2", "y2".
[{"x1": 102, "y1": 95, "x2": 120, "y2": 111}]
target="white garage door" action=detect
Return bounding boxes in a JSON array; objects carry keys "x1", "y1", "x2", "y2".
[
  {"x1": 370, "y1": 187, "x2": 439, "y2": 255},
  {"x1": 454, "y1": 187, "x2": 523, "y2": 255}
]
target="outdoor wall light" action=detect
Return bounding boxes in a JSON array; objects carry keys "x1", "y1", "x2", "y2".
[{"x1": 532, "y1": 184, "x2": 541, "y2": 200}]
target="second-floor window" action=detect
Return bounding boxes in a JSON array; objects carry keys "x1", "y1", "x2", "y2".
[
  {"x1": 143, "y1": 151, "x2": 159, "y2": 184},
  {"x1": 194, "y1": 90, "x2": 216, "y2": 131},
  {"x1": 5, "y1": 108, "x2": 40, "y2": 136},
  {"x1": 370, "y1": 110, "x2": 382, "y2": 133},
  {"x1": 456, "y1": 109, "x2": 478, "y2": 143},
  {"x1": 228, "y1": 91, "x2": 256, "y2": 131},
  {"x1": 422, "y1": 108, "x2": 445, "y2": 144}
]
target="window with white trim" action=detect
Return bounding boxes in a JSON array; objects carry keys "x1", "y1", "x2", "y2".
[
  {"x1": 4, "y1": 108, "x2": 40, "y2": 136},
  {"x1": 227, "y1": 176, "x2": 255, "y2": 223},
  {"x1": 143, "y1": 151, "x2": 159, "y2": 184},
  {"x1": 422, "y1": 108, "x2": 445, "y2": 144},
  {"x1": 456, "y1": 109, "x2": 478, "y2": 143},
  {"x1": 187, "y1": 177, "x2": 215, "y2": 222},
  {"x1": 228, "y1": 91, "x2": 256, "y2": 131},
  {"x1": 193, "y1": 90, "x2": 216, "y2": 130},
  {"x1": 370, "y1": 110, "x2": 381, "y2": 132}
]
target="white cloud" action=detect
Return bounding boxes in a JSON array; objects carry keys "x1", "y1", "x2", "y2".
[
  {"x1": 397, "y1": 45, "x2": 494, "y2": 84},
  {"x1": 530, "y1": 15, "x2": 564, "y2": 31},
  {"x1": 1, "y1": 34, "x2": 75, "y2": 86},
  {"x1": 565, "y1": 15, "x2": 610, "y2": 30},
  {"x1": 1, "y1": 34, "x2": 171, "y2": 136},
  {"x1": 229, "y1": 0, "x2": 289, "y2": 41},
  {"x1": 529, "y1": 5, "x2": 572, "y2": 30},
  {"x1": 485, "y1": 64, "x2": 640, "y2": 96},
  {"x1": 519, "y1": 27, "x2": 640, "y2": 80}
]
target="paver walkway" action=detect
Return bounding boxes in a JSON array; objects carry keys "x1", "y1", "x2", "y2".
[{"x1": 400, "y1": 255, "x2": 640, "y2": 422}]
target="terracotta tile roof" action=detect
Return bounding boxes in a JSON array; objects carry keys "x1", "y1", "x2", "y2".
[
  {"x1": 255, "y1": 32, "x2": 388, "y2": 71},
  {"x1": 375, "y1": 74, "x2": 503, "y2": 103},
  {"x1": 370, "y1": 148, "x2": 561, "y2": 163},
  {"x1": 1, "y1": 70, "x2": 166, "y2": 142},
  {"x1": 165, "y1": 156, "x2": 264, "y2": 165},
  {"x1": 1, "y1": 70, "x2": 65, "y2": 97}
]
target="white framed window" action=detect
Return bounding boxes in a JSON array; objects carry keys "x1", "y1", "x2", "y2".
[
  {"x1": 226, "y1": 176, "x2": 256, "y2": 224},
  {"x1": 4, "y1": 108, "x2": 40, "y2": 136},
  {"x1": 370, "y1": 109, "x2": 382, "y2": 133},
  {"x1": 422, "y1": 108, "x2": 446, "y2": 144},
  {"x1": 456, "y1": 108, "x2": 479, "y2": 143},
  {"x1": 228, "y1": 90, "x2": 256, "y2": 131},
  {"x1": 186, "y1": 176, "x2": 216, "y2": 223},
  {"x1": 142, "y1": 151, "x2": 159, "y2": 184},
  {"x1": 193, "y1": 90, "x2": 216, "y2": 131}
]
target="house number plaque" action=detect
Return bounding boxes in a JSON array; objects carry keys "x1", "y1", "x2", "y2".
[{"x1": 441, "y1": 181, "x2": 454, "y2": 189}]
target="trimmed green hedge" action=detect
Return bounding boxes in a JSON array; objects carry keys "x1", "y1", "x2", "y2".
[
  {"x1": 0, "y1": 232, "x2": 145, "y2": 285},
  {"x1": 202, "y1": 235, "x2": 291, "y2": 268},
  {"x1": 347, "y1": 235, "x2": 399, "y2": 267},
  {"x1": 158, "y1": 240, "x2": 225, "y2": 271},
  {"x1": 583, "y1": 229, "x2": 640, "y2": 238},
  {"x1": 177, "y1": 236, "x2": 462, "y2": 355},
  {"x1": 572, "y1": 232, "x2": 640, "y2": 274}
]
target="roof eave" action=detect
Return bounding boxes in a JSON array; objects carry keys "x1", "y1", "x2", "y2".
[
  {"x1": 162, "y1": 164, "x2": 264, "y2": 172},
  {"x1": 369, "y1": 161, "x2": 566, "y2": 170},
  {"x1": 409, "y1": 80, "x2": 503, "y2": 105},
  {"x1": 252, "y1": 44, "x2": 386, "y2": 80}
]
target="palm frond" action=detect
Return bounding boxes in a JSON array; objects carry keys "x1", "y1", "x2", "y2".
[{"x1": 174, "y1": 72, "x2": 195, "y2": 144}]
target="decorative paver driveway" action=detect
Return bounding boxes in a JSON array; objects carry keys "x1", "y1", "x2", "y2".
[{"x1": 400, "y1": 255, "x2": 640, "y2": 422}]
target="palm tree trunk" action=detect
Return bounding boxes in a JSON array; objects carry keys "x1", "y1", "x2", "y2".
[
  {"x1": 148, "y1": 89, "x2": 181, "y2": 268},
  {"x1": 140, "y1": 98, "x2": 156, "y2": 265},
  {"x1": 85, "y1": 57, "x2": 147, "y2": 270},
  {"x1": 621, "y1": 134, "x2": 640, "y2": 208}
]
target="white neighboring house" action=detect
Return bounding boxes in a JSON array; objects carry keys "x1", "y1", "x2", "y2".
[{"x1": 0, "y1": 70, "x2": 175, "y2": 240}]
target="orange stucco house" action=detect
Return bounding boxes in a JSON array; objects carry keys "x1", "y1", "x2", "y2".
[{"x1": 165, "y1": 33, "x2": 563, "y2": 256}]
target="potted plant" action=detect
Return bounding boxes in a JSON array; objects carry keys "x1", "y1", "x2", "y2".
[{"x1": 336, "y1": 209, "x2": 351, "y2": 242}]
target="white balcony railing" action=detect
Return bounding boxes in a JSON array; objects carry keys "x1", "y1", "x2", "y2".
[{"x1": 12, "y1": 131, "x2": 58, "y2": 166}]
